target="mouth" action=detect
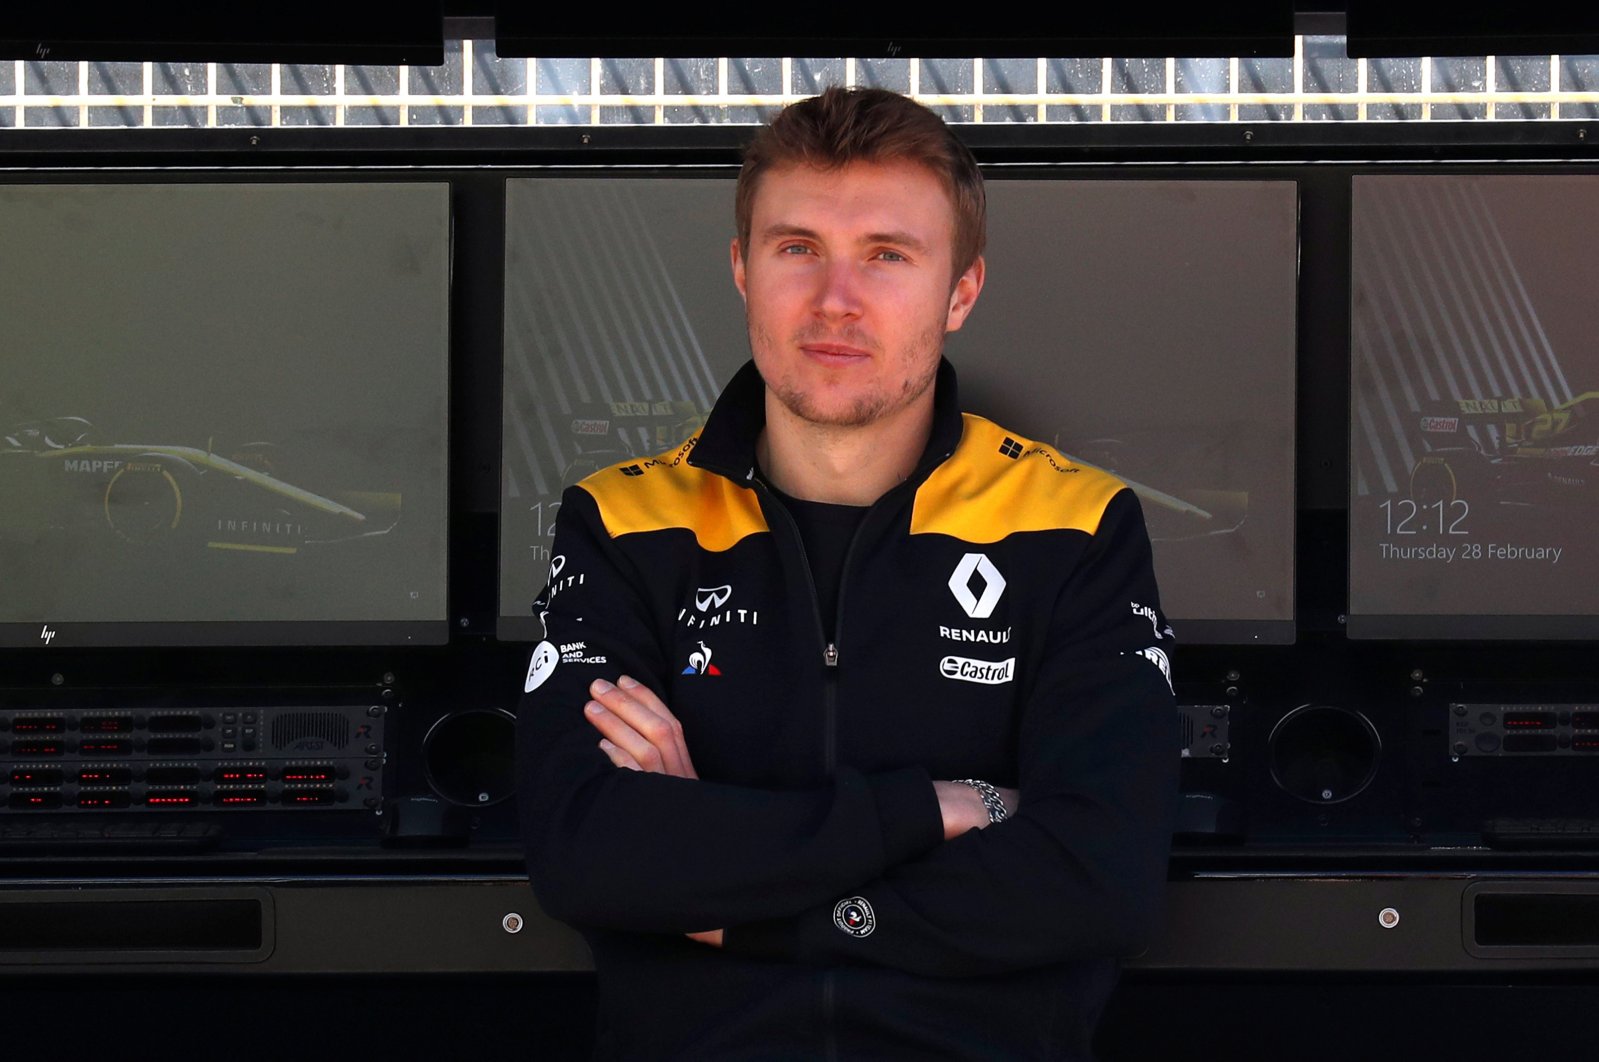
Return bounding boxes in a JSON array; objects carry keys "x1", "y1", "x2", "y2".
[{"x1": 800, "y1": 343, "x2": 872, "y2": 365}]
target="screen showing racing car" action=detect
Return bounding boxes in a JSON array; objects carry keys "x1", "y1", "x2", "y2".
[
  {"x1": 498, "y1": 178, "x2": 749, "y2": 642},
  {"x1": 0, "y1": 182, "x2": 450, "y2": 647},
  {"x1": 948, "y1": 179, "x2": 1298, "y2": 643},
  {"x1": 500, "y1": 177, "x2": 1298, "y2": 644},
  {"x1": 1350, "y1": 174, "x2": 1599, "y2": 638}
]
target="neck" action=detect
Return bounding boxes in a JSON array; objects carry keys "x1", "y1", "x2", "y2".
[{"x1": 757, "y1": 393, "x2": 934, "y2": 506}]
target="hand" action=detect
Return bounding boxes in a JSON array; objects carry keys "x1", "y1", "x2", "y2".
[
  {"x1": 932, "y1": 781, "x2": 1020, "y2": 840},
  {"x1": 686, "y1": 929, "x2": 724, "y2": 947},
  {"x1": 585, "y1": 676, "x2": 699, "y2": 779}
]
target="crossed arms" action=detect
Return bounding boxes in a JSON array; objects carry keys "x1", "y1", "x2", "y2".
[
  {"x1": 516, "y1": 485, "x2": 1179, "y2": 977},
  {"x1": 582, "y1": 673, "x2": 1020, "y2": 947}
]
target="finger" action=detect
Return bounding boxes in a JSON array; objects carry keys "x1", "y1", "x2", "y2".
[
  {"x1": 586, "y1": 680, "x2": 676, "y2": 770},
  {"x1": 589, "y1": 677, "x2": 697, "y2": 779},
  {"x1": 597, "y1": 738, "x2": 643, "y2": 772},
  {"x1": 619, "y1": 675, "x2": 700, "y2": 779},
  {"x1": 585, "y1": 701, "x2": 669, "y2": 774},
  {"x1": 996, "y1": 786, "x2": 1020, "y2": 818},
  {"x1": 590, "y1": 681, "x2": 691, "y2": 778},
  {"x1": 589, "y1": 675, "x2": 681, "y2": 729}
]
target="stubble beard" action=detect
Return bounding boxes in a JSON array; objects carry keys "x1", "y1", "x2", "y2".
[{"x1": 750, "y1": 320, "x2": 946, "y2": 430}]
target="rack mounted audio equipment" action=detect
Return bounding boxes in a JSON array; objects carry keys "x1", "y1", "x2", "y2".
[{"x1": 0, "y1": 702, "x2": 385, "y2": 814}]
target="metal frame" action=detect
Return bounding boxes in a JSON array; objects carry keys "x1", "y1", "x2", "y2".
[{"x1": 5, "y1": 37, "x2": 1599, "y2": 134}]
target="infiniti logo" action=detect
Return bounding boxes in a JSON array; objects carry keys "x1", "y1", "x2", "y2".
[
  {"x1": 678, "y1": 583, "x2": 758, "y2": 629},
  {"x1": 695, "y1": 585, "x2": 732, "y2": 611},
  {"x1": 549, "y1": 554, "x2": 566, "y2": 580}
]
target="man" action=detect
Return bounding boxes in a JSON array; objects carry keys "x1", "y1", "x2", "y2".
[{"x1": 518, "y1": 86, "x2": 1178, "y2": 1060}]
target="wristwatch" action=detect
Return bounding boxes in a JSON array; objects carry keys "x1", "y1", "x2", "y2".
[{"x1": 953, "y1": 778, "x2": 1009, "y2": 825}]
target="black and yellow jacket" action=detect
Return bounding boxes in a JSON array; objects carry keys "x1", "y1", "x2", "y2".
[{"x1": 517, "y1": 359, "x2": 1179, "y2": 1061}]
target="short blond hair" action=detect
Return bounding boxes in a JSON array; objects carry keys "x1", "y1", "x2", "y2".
[{"x1": 735, "y1": 86, "x2": 986, "y2": 278}]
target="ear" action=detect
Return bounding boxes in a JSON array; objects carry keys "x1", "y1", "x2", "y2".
[
  {"x1": 730, "y1": 236, "x2": 748, "y2": 304},
  {"x1": 944, "y1": 255, "x2": 985, "y2": 333}
]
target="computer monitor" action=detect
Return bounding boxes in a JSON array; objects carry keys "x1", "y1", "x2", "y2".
[
  {"x1": 500, "y1": 176, "x2": 1299, "y2": 645},
  {"x1": 1349, "y1": 173, "x2": 1599, "y2": 639},
  {"x1": 498, "y1": 177, "x2": 748, "y2": 642},
  {"x1": 0, "y1": 181, "x2": 451, "y2": 647},
  {"x1": 949, "y1": 179, "x2": 1298, "y2": 644}
]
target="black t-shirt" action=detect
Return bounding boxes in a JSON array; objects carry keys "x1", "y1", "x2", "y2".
[{"x1": 766, "y1": 485, "x2": 866, "y2": 642}]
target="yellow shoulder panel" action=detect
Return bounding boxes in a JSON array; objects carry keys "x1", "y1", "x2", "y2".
[
  {"x1": 579, "y1": 438, "x2": 768, "y2": 553},
  {"x1": 910, "y1": 415, "x2": 1125, "y2": 543}
]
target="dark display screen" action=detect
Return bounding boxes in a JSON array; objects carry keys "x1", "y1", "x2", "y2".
[
  {"x1": 0, "y1": 182, "x2": 451, "y2": 647},
  {"x1": 500, "y1": 177, "x2": 1299, "y2": 644},
  {"x1": 1349, "y1": 174, "x2": 1599, "y2": 639},
  {"x1": 499, "y1": 179, "x2": 748, "y2": 642},
  {"x1": 949, "y1": 179, "x2": 1298, "y2": 642}
]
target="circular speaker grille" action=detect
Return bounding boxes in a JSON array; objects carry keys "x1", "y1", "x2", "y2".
[
  {"x1": 1268, "y1": 704, "x2": 1381, "y2": 805},
  {"x1": 422, "y1": 708, "x2": 516, "y2": 807}
]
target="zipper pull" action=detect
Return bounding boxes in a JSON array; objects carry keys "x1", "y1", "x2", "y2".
[{"x1": 823, "y1": 643, "x2": 839, "y2": 668}]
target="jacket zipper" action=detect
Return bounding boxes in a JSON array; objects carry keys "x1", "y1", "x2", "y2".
[
  {"x1": 750, "y1": 480, "x2": 838, "y2": 775},
  {"x1": 748, "y1": 457, "x2": 946, "y2": 1061},
  {"x1": 751, "y1": 461, "x2": 949, "y2": 775}
]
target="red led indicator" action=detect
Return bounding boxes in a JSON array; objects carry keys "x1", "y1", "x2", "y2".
[
  {"x1": 83, "y1": 718, "x2": 133, "y2": 733},
  {"x1": 7, "y1": 793, "x2": 63, "y2": 809},
  {"x1": 77, "y1": 769, "x2": 132, "y2": 785}
]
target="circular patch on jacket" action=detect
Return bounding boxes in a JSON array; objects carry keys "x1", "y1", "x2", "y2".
[{"x1": 832, "y1": 896, "x2": 876, "y2": 938}]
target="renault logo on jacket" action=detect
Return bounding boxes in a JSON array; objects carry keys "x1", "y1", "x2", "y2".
[{"x1": 948, "y1": 553, "x2": 1005, "y2": 619}]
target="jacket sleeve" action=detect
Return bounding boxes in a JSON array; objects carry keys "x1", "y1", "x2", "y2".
[
  {"x1": 516, "y1": 484, "x2": 945, "y2": 935},
  {"x1": 721, "y1": 488, "x2": 1180, "y2": 976}
]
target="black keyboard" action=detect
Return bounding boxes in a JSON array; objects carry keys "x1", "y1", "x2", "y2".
[
  {"x1": 1483, "y1": 818, "x2": 1599, "y2": 850},
  {"x1": 0, "y1": 821, "x2": 223, "y2": 855}
]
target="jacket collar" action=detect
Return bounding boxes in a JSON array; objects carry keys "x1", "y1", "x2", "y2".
[{"x1": 688, "y1": 357, "x2": 965, "y2": 488}]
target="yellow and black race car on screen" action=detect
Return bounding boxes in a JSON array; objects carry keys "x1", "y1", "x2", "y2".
[
  {"x1": 559, "y1": 400, "x2": 707, "y2": 489},
  {"x1": 1410, "y1": 392, "x2": 1599, "y2": 505},
  {"x1": 1, "y1": 417, "x2": 400, "y2": 553}
]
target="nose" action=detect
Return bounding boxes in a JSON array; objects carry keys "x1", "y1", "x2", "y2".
[{"x1": 814, "y1": 259, "x2": 864, "y2": 320}]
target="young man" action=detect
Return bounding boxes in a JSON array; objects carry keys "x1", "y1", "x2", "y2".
[{"x1": 518, "y1": 87, "x2": 1178, "y2": 1060}]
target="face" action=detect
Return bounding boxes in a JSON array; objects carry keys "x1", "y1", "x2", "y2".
[{"x1": 731, "y1": 159, "x2": 984, "y2": 431}]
